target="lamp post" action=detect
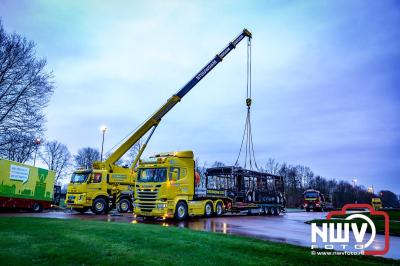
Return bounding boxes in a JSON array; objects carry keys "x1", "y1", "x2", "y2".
[
  {"x1": 33, "y1": 137, "x2": 41, "y2": 166},
  {"x1": 100, "y1": 125, "x2": 107, "y2": 162}
]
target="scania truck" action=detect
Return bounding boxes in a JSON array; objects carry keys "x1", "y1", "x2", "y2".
[
  {"x1": 66, "y1": 29, "x2": 252, "y2": 214},
  {"x1": 0, "y1": 158, "x2": 56, "y2": 212},
  {"x1": 134, "y1": 151, "x2": 286, "y2": 220}
]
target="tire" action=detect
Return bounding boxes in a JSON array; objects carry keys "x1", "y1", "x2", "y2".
[
  {"x1": 174, "y1": 201, "x2": 188, "y2": 221},
  {"x1": 204, "y1": 202, "x2": 213, "y2": 217},
  {"x1": 273, "y1": 207, "x2": 280, "y2": 216},
  {"x1": 32, "y1": 202, "x2": 43, "y2": 212},
  {"x1": 118, "y1": 198, "x2": 131, "y2": 213},
  {"x1": 74, "y1": 207, "x2": 89, "y2": 214},
  {"x1": 91, "y1": 198, "x2": 107, "y2": 215},
  {"x1": 306, "y1": 208, "x2": 310, "y2": 212},
  {"x1": 215, "y1": 202, "x2": 223, "y2": 217},
  {"x1": 267, "y1": 207, "x2": 272, "y2": 215}
]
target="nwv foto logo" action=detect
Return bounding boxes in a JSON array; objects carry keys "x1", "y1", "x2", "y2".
[{"x1": 310, "y1": 204, "x2": 390, "y2": 255}]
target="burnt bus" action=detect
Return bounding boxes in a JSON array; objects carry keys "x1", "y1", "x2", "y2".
[{"x1": 195, "y1": 166, "x2": 286, "y2": 215}]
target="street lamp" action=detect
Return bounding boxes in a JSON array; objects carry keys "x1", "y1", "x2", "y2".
[
  {"x1": 100, "y1": 125, "x2": 107, "y2": 162},
  {"x1": 33, "y1": 137, "x2": 41, "y2": 166}
]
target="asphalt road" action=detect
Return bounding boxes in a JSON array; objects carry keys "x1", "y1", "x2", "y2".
[{"x1": 1, "y1": 210, "x2": 398, "y2": 259}]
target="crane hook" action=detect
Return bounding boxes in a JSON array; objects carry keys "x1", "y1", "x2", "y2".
[{"x1": 246, "y1": 98, "x2": 252, "y2": 107}]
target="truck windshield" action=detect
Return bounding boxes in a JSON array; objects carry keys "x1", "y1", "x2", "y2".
[
  {"x1": 138, "y1": 168, "x2": 167, "y2": 182},
  {"x1": 305, "y1": 192, "x2": 318, "y2": 198},
  {"x1": 70, "y1": 172, "x2": 90, "y2": 183}
]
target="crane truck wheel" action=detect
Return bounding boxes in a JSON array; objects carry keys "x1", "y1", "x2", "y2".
[
  {"x1": 174, "y1": 201, "x2": 188, "y2": 220},
  {"x1": 91, "y1": 198, "x2": 107, "y2": 214},
  {"x1": 117, "y1": 198, "x2": 131, "y2": 213},
  {"x1": 215, "y1": 202, "x2": 223, "y2": 216},
  {"x1": 32, "y1": 202, "x2": 43, "y2": 212},
  {"x1": 204, "y1": 202, "x2": 213, "y2": 217}
]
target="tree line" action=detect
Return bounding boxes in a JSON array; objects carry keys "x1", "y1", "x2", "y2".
[{"x1": 203, "y1": 159, "x2": 399, "y2": 208}]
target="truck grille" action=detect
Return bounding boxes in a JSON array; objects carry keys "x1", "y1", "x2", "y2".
[{"x1": 137, "y1": 189, "x2": 158, "y2": 212}]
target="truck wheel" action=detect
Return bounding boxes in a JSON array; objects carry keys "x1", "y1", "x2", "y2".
[
  {"x1": 273, "y1": 207, "x2": 280, "y2": 216},
  {"x1": 266, "y1": 207, "x2": 272, "y2": 215},
  {"x1": 91, "y1": 198, "x2": 107, "y2": 214},
  {"x1": 74, "y1": 207, "x2": 89, "y2": 214},
  {"x1": 32, "y1": 202, "x2": 43, "y2": 212},
  {"x1": 215, "y1": 202, "x2": 223, "y2": 217},
  {"x1": 204, "y1": 202, "x2": 213, "y2": 217},
  {"x1": 174, "y1": 201, "x2": 188, "y2": 220},
  {"x1": 306, "y1": 208, "x2": 310, "y2": 212},
  {"x1": 118, "y1": 199, "x2": 131, "y2": 213}
]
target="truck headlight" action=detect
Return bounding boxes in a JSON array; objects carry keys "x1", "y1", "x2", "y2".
[{"x1": 157, "y1": 203, "x2": 167, "y2": 209}]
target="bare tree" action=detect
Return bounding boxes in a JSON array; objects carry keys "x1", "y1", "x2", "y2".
[
  {"x1": 114, "y1": 138, "x2": 144, "y2": 167},
  {"x1": 0, "y1": 130, "x2": 37, "y2": 162},
  {"x1": 212, "y1": 161, "x2": 225, "y2": 167},
  {"x1": 0, "y1": 19, "x2": 53, "y2": 159},
  {"x1": 40, "y1": 140, "x2": 71, "y2": 184},
  {"x1": 265, "y1": 158, "x2": 280, "y2": 175},
  {"x1": 74, "y1": 147, "x2": 100, "y2": 169}
]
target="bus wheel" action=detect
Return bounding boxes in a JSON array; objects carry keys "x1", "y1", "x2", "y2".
[
  {"x1": 91, "y1": 198, "x2": 107, "y2": 214},
  {"x1": 204, "y1": 202, "x2": 213, "y2": 217},
  {"x1": 32, "y1": 202, "x2": 43, "y2": 212},
  {"x1": 215, "y1": 202, "x2": 223, "y2": 217},
  {"x1": 174, "y1": 201, "x2": 188, "y2": 220},
  {"x1": 118, "y1": 199, "x2": 131, "y2": 213}
]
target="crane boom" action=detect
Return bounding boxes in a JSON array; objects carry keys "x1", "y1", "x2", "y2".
[{"x1": 102, "y1": 29, "x2": 252, "y2": 168}]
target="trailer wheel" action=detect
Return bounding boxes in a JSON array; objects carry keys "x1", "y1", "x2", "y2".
[
  {"x1": 215, "y1": 202, "x2": 223, "y2": 216},
  {"x1": 32, "y1": 202, "x2": 43, "y2": 212},
  {"x1": 118, "y1": 198, "x2": 131, "y2": 213},
  {"x1": 174, "y1": 201, "x2": 188, "y2": 220},
  {"x1": 273, "y1": 207, "x2": 280, "y2": 216},
  {"x1": 204, "y1": 202, "x2": 213, "y2": 217},
  {"x1": 91, "y1": 198, "x2": 107, "y2": 214}
]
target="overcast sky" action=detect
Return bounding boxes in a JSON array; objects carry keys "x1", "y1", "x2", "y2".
[{"x1": 1, "y1": 0, "x2": 399, "y2": 193}]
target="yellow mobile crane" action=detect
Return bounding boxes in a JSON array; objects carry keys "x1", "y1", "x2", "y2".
[{"x1": 66, "y1": 29, "x2": 252, "y2": 214}]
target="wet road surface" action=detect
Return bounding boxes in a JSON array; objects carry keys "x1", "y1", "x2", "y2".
[{"x1": 1, "y1": 210, "x2": 398, "y2": 259}]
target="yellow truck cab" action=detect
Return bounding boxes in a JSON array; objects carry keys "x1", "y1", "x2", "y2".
[
  {"x1": 134, "y1": 151, "x2": 196, "y2": 219},
  {"x1": 134, "y1": 151, "x2": 285, "y2": 220},
  {"x1": 371, "y1": 197, "x2": 382, "y2": 210},
  {"x1": 66, "y1": 166, "x2": 135, "y2": 214}
]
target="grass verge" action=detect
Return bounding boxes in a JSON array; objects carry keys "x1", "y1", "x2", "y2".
[{"x1": 0, "y1": 217, "x2": 398, "y2": 266}]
